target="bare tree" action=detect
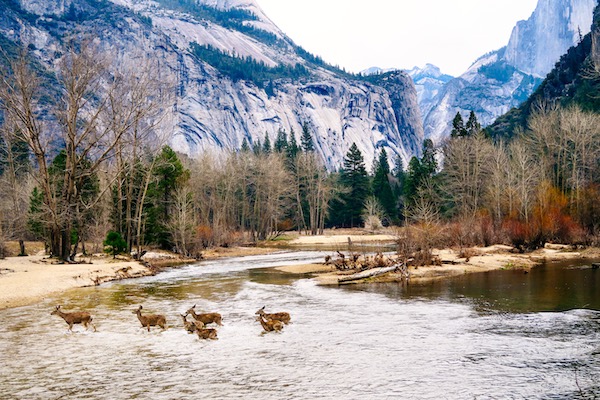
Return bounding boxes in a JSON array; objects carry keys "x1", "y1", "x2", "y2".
[
  {"x1": 0, "y1": 41, "x2": 174, "y2": 260},
  {"x1": 0, "y1": 114, "x2": 32, "y2": 242},
  {"x1": 295, "y1": 152, "x2": 334, "y2": 235},
  {"x1": 168, "y1": 185, "x2": 196, "y2": 256},
  {"x1": 111, "y1": 54, "x2": 175, "y2": 254},
  {"x1": 508, "y1": 138, "x2": 540, "y2": 223},
  {"x1": 442, "y1": 132, "x2": 493, "y2": 219},
  {"x1": 483, "y1": 141, "x2": 511, "y2": 226}
]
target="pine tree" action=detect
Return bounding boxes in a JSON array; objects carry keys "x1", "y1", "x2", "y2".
[
  {"x1": 451, "y1": 112, "x2": 467, "y2": 138},
  {"x1": 301, "y1": 121, "x2": 314, "y2": 152},
  {"x1": 286, "y1": 128, "x2": 299, "y2": 162},
  {"x1": 403, "y1": 156, "x2": 422, "y2": 206},
  {"x1": 421, "y1": 139, "x2": 437, "y2": 176},
  {"x1": 241, "y1": 137, "x2": 250, "y2": 152},
  {"x1": 403, "y1": 140, "x2": 438, "y2": 207},
  {"x1": 274, "y1": 128, "x2": 288, "y2": 153},
  {"x1": 465, "y1": 111, "x2": 481, "y2": 136},
  {"x1": 392, "y1": 157, "x2": 406, "y2": 219},
  {"x1": 146, "y1": 146, "x2": 188, "y2": 249},
  {"x1": 252, "y1": 139, "x2": 262, "y2": 155},
  {"x1": 393, "y1": 157, "x2": 405, "y2": 186},
  {"x1": 329, "y1": 143, "x2": 371, "y2": 227},
  {"x1": 372, "y1": 148, "x2": 396, "y2": 222},
  {"x1": 262, "y1": 132, "x2": 272, "y2": 154}
]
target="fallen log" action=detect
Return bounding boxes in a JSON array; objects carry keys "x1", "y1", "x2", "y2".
[
  {"x1": 441, "y1": 259, "x2": 460, "y2": 265},
  {"x1": 338, "y1": 265, "x2": 398, "y2": 283}
]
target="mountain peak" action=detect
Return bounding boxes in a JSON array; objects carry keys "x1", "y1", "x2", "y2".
[
  {"x1": 407, "y1": 64, "x2": 452, "y2": 80},
  {"x1": 504, "y1": 0, "x2": 596, "y2": 76},
  {"x1": 420, "y1": 0, "x2": 596, "y2": 144}
]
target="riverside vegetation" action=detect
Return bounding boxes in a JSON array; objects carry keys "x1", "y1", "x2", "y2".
[{"x1": 1, "y1": 39, "x2": 600, "y2": 269}]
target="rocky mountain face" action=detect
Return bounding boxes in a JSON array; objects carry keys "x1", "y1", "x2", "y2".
[
  {"x1": 422, "y1": 0, "x2": 596, "y2": 144},
  {"x1": 488, "y1": 1, "x2": 600, "y2": 138},
  {"x1": 405, "y1": 64, "x2": 453, "y2": 126},
  {"x1": 0, "y1": 0, "x2": 424, "y2": 170}
]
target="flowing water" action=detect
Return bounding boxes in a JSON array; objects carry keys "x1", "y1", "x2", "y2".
[{"x1": 1, "y1": 251, "x2": 599, "y2": 399}]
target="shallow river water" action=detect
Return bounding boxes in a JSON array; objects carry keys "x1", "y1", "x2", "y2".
[{"x1": 1, "y1": 251, "x2": 599, "y2": 399}]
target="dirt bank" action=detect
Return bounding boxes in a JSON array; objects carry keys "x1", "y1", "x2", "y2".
[{"x1": 276, "y1": 244, "x2": 592, "y2": 285}]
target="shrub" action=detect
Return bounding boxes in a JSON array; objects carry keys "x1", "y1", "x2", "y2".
[
  {"x1": 103, "y1": 231, "x2": 127, "y2": 259},
  {"x1": 196, "y1": 225, "x2": 214, "y2": 249},
  {"x1": 364, "y1": 215, "x2": 383, "y2": 232}
]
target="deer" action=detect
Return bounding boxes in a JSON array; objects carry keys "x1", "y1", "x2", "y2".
[
  {"x1": 186, "y1": 305, "x2": 222, "y2": 326},
  {"x1": 133, "y1": 305, "x2": 167, "y2": 332},
  {"x1": 255, "y1": 306, "x2": 291, "y2": 324},
  {"x1": 256, "y1": 314, "x2": 284, "y2": 333},
  {"x1": 180, "y1": 313, "x2": 204, "y2": 333},
  {"x1": 51, "y1": 305, "x2": 96, "y2": 332},
  {"x1": 195, "y1": 327, "x2": 218, "y2": 340}
]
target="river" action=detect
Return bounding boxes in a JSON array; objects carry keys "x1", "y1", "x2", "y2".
[{"x1": 1, "y1": 251, "x2": 599, "y2": 399}]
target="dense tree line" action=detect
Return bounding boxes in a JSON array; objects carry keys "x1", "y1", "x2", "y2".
[
  {"x1": 190, "y1": 43, "x2": 310, "y2": 89},
  {"x1": 2, "y1": 42, "x2": 600, "y2": 261}
]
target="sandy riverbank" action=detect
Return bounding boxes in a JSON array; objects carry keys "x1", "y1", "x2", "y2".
[
  {"x1": 276, "y1": 243, "x2": 594, "y2": 285},
  {"x1": 2, "y1": 231, "x2": 595, "y2": 310},
  {"x1": 0, "y1": 255, "x2": 150, "y2": 310},
  {"x1": 286, "y1": 232, "x2": 397, "y2": 246},
  {"x1": 0, "y1": 246, "x2": 282, "y2": 310}
]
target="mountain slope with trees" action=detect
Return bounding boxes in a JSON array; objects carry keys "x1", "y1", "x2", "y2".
[
  {"x1": 487, "y1": 4, "x2": 600, "y2": 138},
  {"x1": 0, "y1": 0, "x2": 424, "y2": 172},
  {"x1": 421, "y1": 0, "x2": 596, "y2": 144}
]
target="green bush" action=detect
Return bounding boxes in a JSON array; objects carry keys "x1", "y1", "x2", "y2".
[{"x1": 103, "y1": 231, "x2": 127, "y2": 258}]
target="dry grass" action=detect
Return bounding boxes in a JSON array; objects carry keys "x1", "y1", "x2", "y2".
[{"x1": 2, "y1": 241, "x2": 46, "y2": 257}]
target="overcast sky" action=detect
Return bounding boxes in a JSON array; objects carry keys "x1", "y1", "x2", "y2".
[{"x1": 256, "y1": 0, "x2": 539, "y2": 76}]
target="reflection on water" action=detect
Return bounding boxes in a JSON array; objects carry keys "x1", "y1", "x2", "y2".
[
  {"x1": 0, "y1": 252, "x2": 599, "y2": 399},
  {"x1": 348, "y1": 259, "x2": 600, "y2": 313}
]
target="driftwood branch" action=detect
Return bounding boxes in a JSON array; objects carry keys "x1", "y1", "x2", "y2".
[{"x1": 338, "y1": 265, "x2": 398, "y2": 283}]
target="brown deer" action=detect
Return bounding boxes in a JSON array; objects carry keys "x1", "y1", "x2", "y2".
[
  {"x1": 51, "y1": 305, "x2": 96, "y2": 332},
  {"x1": 186, "y1": 305, "x2": 222, "y2": 326},
  {"x1": 256, "y1": 314, "x2": 284, "y2": 333},
  {"x1": 133, "y1": 305, "x2": 166, "y2": 332},
  {"x1": 196, "y1": 327, "x2": 218, "y2": 340},
  {"x1": 255, "y1": 306, "x2": 291, "y2": 324},
  {"x1": 180, "y1": 314, "x2": 204, "y2": 333}
]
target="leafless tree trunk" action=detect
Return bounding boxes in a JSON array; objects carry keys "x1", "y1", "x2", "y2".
[
  {"x1": 442, "y1": 132, "x2": 492, "y2": 219},
  {"x1": 508, "y1": 139, "x2": 540, "y2": 223},
  {"x1": 168, "y1": 185, "x2": 195, "y2": 256},
  {"x1": 0, "y1": 41, "x2": 175, "y2": 261}
]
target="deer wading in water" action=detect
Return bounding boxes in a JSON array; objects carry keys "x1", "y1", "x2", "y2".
[
  {"x1": 196, "y1": 326, "x2": 218, "y2": 340},
  {"x1": 256, "y1": 314, "x2": 284, "y2": 333},
  {"x1": 51, "y1": 305, "x2": 96, "y2": 332},
  {"x1": 180, "y1": 313, "x2": 204, "y2": 333},
  {"x1": 133, "y1": 305, "x2": 166, "y2": 332},
  {"x1": 255, "y1": 306, "x2": 291, "y2": 324},
  {"x1": 186, "y1": 305, "x2": 222, "y2": 326}
]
